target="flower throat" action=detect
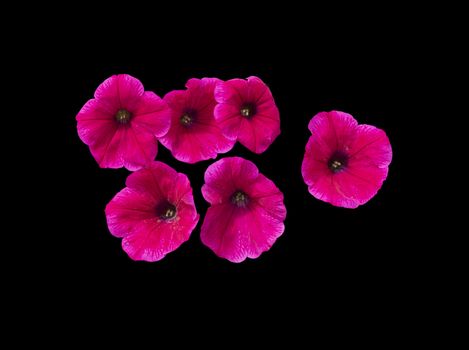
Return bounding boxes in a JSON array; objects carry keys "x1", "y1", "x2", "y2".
[
  {"x1": 115, "y1": 109, "x2": 132, "y2": 124},
  {"x1": 231, "y1": 191, "x2": 249, "y2": 208},
  {"x1": 180, "y1": 110, "x2": 196, "y2": 127},
  {"x1": 328, "y1": 151, "x2": 349, "y2": 173}
]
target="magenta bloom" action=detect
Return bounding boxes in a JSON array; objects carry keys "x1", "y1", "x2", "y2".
[
  {"x1": 76, "y1": 74, "x2": 171, "y2": 171},
  {"x1": 105, "y1": 162, "x2": 199, "y2": 262},
  {"x1": 201, "y1": 157, "x2": 286, "y2": 263},
  {"x1": 214, "y1": 76, "x2": 281, "y2": 154},
  {"x1": 159, "y1": 78, "x2": 235, "y2": 164},
  {"x1": 302, "y1": 111, "x2": 392, "y2": 209}
]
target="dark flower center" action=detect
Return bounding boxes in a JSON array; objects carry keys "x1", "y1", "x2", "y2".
[
  {"x1": 180, "y1": 110, "x2": 196, "y2": 127},
  {"x1": 231, "y1": 191, "x2": 249, "y2": 208},
  {"x1": 240, "y1": 103, "x2": 257, "y2": 119},
  {"x1": 156, "y1": 202, "x2": 177, "y2": 221},
  {"x1": 328, "y1": 151, "x2": 349, "y2": 173},
  {"x1": 115, "y1": 109, "x2": 132, "y2": 124}
]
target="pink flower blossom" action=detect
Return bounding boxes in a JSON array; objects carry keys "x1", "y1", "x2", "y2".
[
  {"x1": 105, "y1": 162, "x2": 199, "y2": 262},
  {"x1": 302, "y1": 111, "x2": 392, "y2": 209},
  {"x1": 201, "y1": 157, "x2": 286, "y2": 263},
  {"x1": 214, "y1": 76, "x2": 280, "y2": 154},
  {"x1": 160, "y1": 78, "x2": 235, "y2": 163},
  {"x1": 76, "y1": 74, "x2": 171, "y2": 171}
]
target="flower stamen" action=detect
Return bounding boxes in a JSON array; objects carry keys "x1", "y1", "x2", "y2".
[
  {"x1": 180, "y1": 112, "x2": 194, "y2": 127},
  {"x1": 328, "y1": 152, "x2": 349, "y2": 173},
  {"x1": 330, "y1": 160, "x2": 343, "y2": 171},
  {"x1": 157, "y1": 203, "x2": 177, "y2": 221},
  {"x1": 240, "y1": 104, "x2": 256, "y2": 119},
  {"x1": 115, "y1": 109, "x2": 132, "y2": 124},
  {"x1": 231, "y1": 191, "x2": 249, "y2": 208}
]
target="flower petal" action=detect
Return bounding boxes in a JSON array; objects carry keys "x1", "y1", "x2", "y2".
[
  {"x1": 301, "y1": 135, "x2": 331, "y2": 190},
  {"x1": 79, "y1": 122, "x2": 157, "y2": 171},
  {"x1": 200, "y1": 203, "x2": 285, "y2": 263},
  {"x1": 333, "y1": 165, "x2": 389, "y2": 208},
  {"x1": 332, "y1": 125, "x2": 392, "y2": 206},
  {"x1": 306, "y1": 172, "x2": 360, "y2": 208},
  {"x1": 77, "y1": 117, "x2": 117, "y2": 149},
  {"x1": 349, "y1": 124, "x2": 393, "y2": 168},
  {"x1": 214, "y1": 103, "x2": 242, "y2": 140},
  {"x1": 237, "y1": 111, "x2": 281, "y2": 154},
  {"x1": 161, "y1": 125, "x2": 234, "y2": 164},
  {"x1": 121, "y1": 215, "x2": 196, "y2": 263},
  {"x1": 308, "y1": 111, "x2": 358, "y2": 154},
  {"x1": 78, "y1": 118, "x2": 123, "y2": 168},
  {"x1": 76, "y1": 98, "x2": 114, "y2": 122},
  {"x1": 186, "y1": 77, "x2": 222, "y2": 111},
  {"x1": 119, "y1": 125, "x2": 158, "y2": 171},
  {"x1": 126, "y1": 162, "x2": 177, "y2": 199},
  {"x1": 249, "y1": 174, "x2": 287, "y2": 222},
  {"x1": 105, "y1": 188, "x2": 157, "y2": 238},
  {"x1": 95, "y1": 74, "x2": 144, "y2": 111},
  {"x1": 246, "y1": 76, "x2": 271, "y2": 104},
  {"x1": 167, "y1": 172, "x2": 199, "y2": 209},
  {"x1": 214, "y1": 78, "x2": 247, "y2": 106},
  {"x1": 132, "y1": 91, "x2": 171, "y2": 138},
  {"x1": 164, "y1": 90, "x2": 188, "y2": 109},
  {"x1": 121, "y1": 193, "x2": 199, "y2": 262}
]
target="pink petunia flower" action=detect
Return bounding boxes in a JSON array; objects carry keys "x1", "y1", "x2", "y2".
[
  {"x1": 214, "y1": 76, "x2": 281, "y2": 154},
  {"x1": 201, "y1": 157, "x2": 286, "y2": 263},
  {"x1": 160, "y1": 78, "x2": 235, "y2": 163},
  {"x1": 302, "y1": 111, "x2": 392, "y2": 209},
  {"x1": 105, "y1": 162, "x2": 199, "y2": 262},
  {"x1": 77, "y1": 74, "x2": 171, "y2": 171}
]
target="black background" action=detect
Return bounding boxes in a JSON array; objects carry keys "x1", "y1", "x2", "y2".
[
  {"x1": 2, "y1": 2, "x2": 438, "y2": 338},
  {"x1": 56, "y1": 57, "x2": 408, "y2": 290},
  {"x1": 7, "y1": 3, "x2": 443, "y2": 339}
]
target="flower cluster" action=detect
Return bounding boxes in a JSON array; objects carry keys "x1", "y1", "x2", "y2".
[
  {"x1": 77, "y1": 74, "x2": 284, "y2": 263},
  {"x1": 77, "y1": 74, "x2": 392, "y2": 263}
]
